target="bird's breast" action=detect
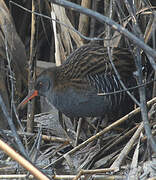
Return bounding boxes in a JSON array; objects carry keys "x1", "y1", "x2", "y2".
[
  {"x1": 48, "y1": 88, "x2": 109, "y2": 117},
  {"x1": 46, "y1": 79, "x2": 127, "y2": 118}
]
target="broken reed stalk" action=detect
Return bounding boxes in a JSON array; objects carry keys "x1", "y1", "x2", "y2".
[
  {"x1": 78, "y1": 0, "x2": 91, "y2": 41},
  {"x1": 27, "y1": 0, "x2": 38, "y2": 133}
]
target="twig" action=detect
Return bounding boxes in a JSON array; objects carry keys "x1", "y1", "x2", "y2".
[
  {"x1": 0, "y1": 174, "x2": 34, "y2": 179},
  {"x1": 27, "y1": 0, "x2": 38, "y2": 133},
  {"x1": 152, "y1": 14, "x2": 156, "y2": 97},
  {"x1": 0, "y1": 174, "x2": 126, "y2": 179},
  {"x1": 29, "y1": 127, "x2": 42, "y2": 162},
  {"x1": 127, "y1": 133, "x2": 141, "y2": 179},
  {"x1": 73, "y1": 168, "x2": 115, "y2": 180},
  {"x1": 2, "y1": 130, "x2": 70, "y2": 143},
  {"x1": 55, "y1": 174, "x2": 126, "y2": 179},
  {"x1": 74, "y1": 118, "x2": 83, "y2": 147}
]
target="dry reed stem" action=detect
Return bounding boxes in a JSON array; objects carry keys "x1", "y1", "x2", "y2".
[
  {"x1": 111, "y1": 122, "x2": 144, "y2": 169},
  {"x1": 27, "y1": 0, "x2": 37, "y2": 133},
  {"x1": 78, "y1": 0, "x2": 91, "y2": 39},
  {"x1": 0, "y1": 138, "x2": 49, "y2": 180},
  {"x1": 73, "y1": 168, "x2": 115, "y2": 180}
]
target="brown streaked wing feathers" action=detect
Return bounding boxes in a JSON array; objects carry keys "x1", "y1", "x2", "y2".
[
  {"x1": 54, "y1": 44, "x2": 135, "y2": 90},
  {"x1": 57, "y1": 44, "x2": 135, "y2": 79}
]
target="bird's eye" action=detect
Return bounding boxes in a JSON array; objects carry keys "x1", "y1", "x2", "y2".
[
  {"x1": 36, "y1": 78, "x2": 50, "y2": 93},
  {"x1": 38, "y1": 82, "x2": 43, "y2": 88},
  {"x1": 36, "y1": 81, "x2": 43, "y2": 90}
]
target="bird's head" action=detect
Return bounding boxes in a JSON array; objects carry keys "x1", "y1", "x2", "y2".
[
  {"x1": 35, "y1": 74, "x2": 51, "y2": 97},
  {"x1": 17, "y1": 68, "x2": 56, "y2": 109}
]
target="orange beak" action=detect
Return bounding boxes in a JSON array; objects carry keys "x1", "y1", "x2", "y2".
[{"x1": 17, "y1": 90, "x2": 38, "y2": 110}]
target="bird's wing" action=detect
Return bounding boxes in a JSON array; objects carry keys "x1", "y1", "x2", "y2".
[{"x1": 58, "y1": 44, "x2": 136, "y2": 80}]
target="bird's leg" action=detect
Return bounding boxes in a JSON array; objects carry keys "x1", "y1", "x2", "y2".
[
  {"x1": 74, "y1": 117, "x2": 83, "y2": 146},
  {"x1": 58, "y1": 111, "x2": 67, "y2": 131},
  {"x1": 94, "y1": 115, "x2": 109, "y2": 134},
  {"x1": 94, "y1": 117, "x2": 103, "y2": 134}
]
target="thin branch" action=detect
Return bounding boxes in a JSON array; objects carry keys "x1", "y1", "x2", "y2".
[
  {"x1": 73, "y1": 168, "x2": 115, "y2": 180},
  {"x1": 2, "y1": 130, "x2": 69, "y2": 143},
  {"x1": 107, "y1": 47, "x2": 140, "y2": 106},
  {"x1": 98, "y1": 79, "x2": 155, "y2": 96}
]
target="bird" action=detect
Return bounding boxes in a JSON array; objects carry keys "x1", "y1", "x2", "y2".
[{"x1": 18, "y1": 43, "x2": 137, "y2": 118}]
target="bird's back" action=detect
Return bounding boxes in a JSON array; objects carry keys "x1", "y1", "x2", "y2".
[{"x1": 57, "y1": 44, "x2": 135, "y2": 79}]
